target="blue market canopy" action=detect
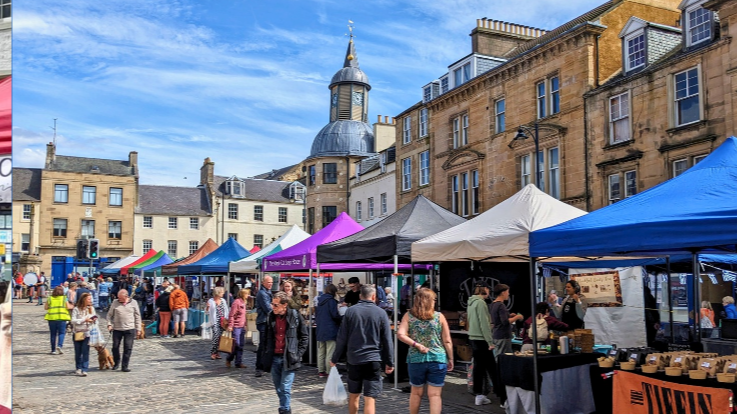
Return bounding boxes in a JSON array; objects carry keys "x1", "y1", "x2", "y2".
[
  {"x1": 530, "y1": 137, "x2": 737, "y2": 258},
  {"x1": 133, "y1": 252, "x2": 174, "y2": 275},
  {"x1": 177, "y1": 237, "x2": 251, "y2": 275}
]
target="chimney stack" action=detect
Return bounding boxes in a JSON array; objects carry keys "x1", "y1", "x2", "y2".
[
  {"x1": 45, "y1": 142, "x2": 56, "y2": 168},
  {"x1": 200, "y1": 157, "x2": 215, "y2": 186},
  {"x1": 471, "y1": 18, "x2": 547, "y2": 58}
]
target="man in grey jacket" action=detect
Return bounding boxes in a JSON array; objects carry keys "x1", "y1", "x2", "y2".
[
  {"x1": 331, "y1": 285, "x2": 394, "y2": 414},
  {"x1": 255, "y1": 275, "x2": 274, "y2": 377},
  {"x1": 107, "y1": 289, "x2": 141, "y2": 372}
]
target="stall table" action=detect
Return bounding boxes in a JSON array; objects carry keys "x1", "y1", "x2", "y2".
[{"x1": 500, "y1": 353, "x2": 600, "y2": 414}]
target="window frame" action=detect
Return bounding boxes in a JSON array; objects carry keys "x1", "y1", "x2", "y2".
[
  {"x1": 624, "y1": 170, "x2": 637, "y2": 198},
  {"x1": 323, "y1": 163, "x2": 338, "y2": 184},
  {"x1": 228, "y1": 233, "x2": 238, "y2": 241},
  {"x1": 625, "y1": 32, "x2": 646, "y2": 72},
  {"x1": 278, "y1": 207, "x2": 288, "y2": 223},
  {"x1": 82, "y1": 186, "x2": 97, "y2": 205},
  {"x1": 109, "y1": 187, "x2": 123, "y2": 206},
  {"x1": 356, "y1": 201, "x2": 362, "y2": 221},
  {"x1": 471, "y1": 170, "x2": 480, "y2": 215},
  {"x1": 53, "y1": 218, "x2": 68, "y2": 238},
  {"x1": 402, "y1": 157, "x2": 412, "y2": 191},
  {"x1": 254, "y1": 234, "x2": 264, "y2": 248},
  {"x1": 461, "y1": 172, "x2": 469, "y2": 217},
  {"x1": 674, "y1": 67, "x2": 701, "y2": 127},
  {"x1": 536, "y1": 81, "x2": 546, "y2": 119},
  {"x1": 686, "y1": 5, "x2": 712, "y2": 47},
  {"x1": 550, "y1": 77, "x2": 560, "y2": 115},
  {"x1": 673, "y1": 158, "x2": 689, "y2": 177},
  {"x1": 21, "y1": 233, "x2": 30, "y2": 252},
  {"x1": 322, "y1": 206, "x2": 337, "y2": 228},
  {"x1": 419, "y1": 108, "x2": 428, "y2": 138},
  {"x1": 189, "y1": 241, "x2": 199, "y2": 255},
  {"x1": 461, "y1": 114, "x2": 469, "y2": 146},
  {"x1": 254, "y1": 205, "x2": 264, "y2": 222},
  {"x1": 521, "y1": 155, "x2": 531, "y2": 187},
  {"x1": 368, "y1": 197, "x2": 375, "y2": 219},
  {"x1": 548, "y1": 147, "x2": 560, "y2": 199},
  {"x1": 380, "y1": 193, "x2": 387, "y2": 215},
  {"x1": 22, "y1": 204, "x2": 31, "y2": 221},
  {"x1": 451, "y1": 175, "x2": 459, "y2": 214},
  {"x1": 403, "y1": 116, "x2": 412, "y2": 144},
  {"x1": 189, "y1": 217, "x2": 199, "y2": 230},
  {"x1": 142, "y1": 239, "x2": 152, "y2": 252},
  {"x1": 142, "y1": 216, "x2": 153, "y2": 228},
  {"x1": 167, "y1": 240, "x2": 177, "y2": 257},
  {"x1": 108, "y1": 220, "x2": 122, "y2": 240},
  {"x1": 440, "y1": 77, "x2": 449, "y2": 94},
  {"x1": 228, "y1": 203, "x2": 238, "y2": 220},
  {"x1": 452, "y1": 117, "x2": 460, "y2": 148},
  {"x1": 419, "y1": 150, "x2": 430, "y2": 186},
  {"x1": 80, "y1": 219, "x2": 95, "y2": 238},
  {"x1": 609, "y1": 91, "x2": 632, "y2": 144},
  {"x1": 308, "y1": 165, "x2": 316, "y2": 186},
  {"x1": 608, "y1": 173, "x2": 622, "y2": 204},
  {"x1": 54, "y1": 184, "x2": 69, "y2": 203},
  {"x1": 495, "y1": 99, "x2": 505, "y2": 134},
  {"x1": 168, "y1": 217, "x2": 178, "y2": 229}
]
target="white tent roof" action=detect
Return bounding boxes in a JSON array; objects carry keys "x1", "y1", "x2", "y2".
[
  {"x1": 102, "y1": 255, "x2": 141, "y2": 270},
  {"x1": 229, "y1": 225, "x2": 310, "y2": 272},
  {"x1": 411, "y1": 185, "x2": 587, "y2": 262}
]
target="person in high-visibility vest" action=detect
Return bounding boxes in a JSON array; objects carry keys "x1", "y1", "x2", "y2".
[{"x1": 45, "y1": 286, "x2": 72, "y2": 355}]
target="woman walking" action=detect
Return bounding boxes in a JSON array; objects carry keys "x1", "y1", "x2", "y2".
[
  {"x1": 156, "y1": 286, "x2": 173, "y2": 338},
  {"x1": 45, "y1": 286, "x2": 72, "y2": 355},
  {"x1": 71, "y1": 292, "x2": 97, "y2": 376},
  {"x1": 281, "y1": 280, "x2": 303, "y2": 311},
  {"x1": 226, "y1": 288, "x2": 248, "y2": 368},
  {"x1": 206, "y1": 287, "x2": 229, "y2": 360},
  {"x1": 397, "y1": 288, "x2": 453, "y2": 414},
  {"x1": 66, "y1": 282, "x2": 78, "y2": 306}
]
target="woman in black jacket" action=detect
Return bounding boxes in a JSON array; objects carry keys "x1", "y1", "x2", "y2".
[{"x1": 156, "y1": 286, "x2": 173, "y2": 338}]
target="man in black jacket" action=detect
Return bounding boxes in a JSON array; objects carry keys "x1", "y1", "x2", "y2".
[
  {"x1": 331, "y1": 285, "x2": 394, "y2": 414},
  {"x1": 262, "y1": 291, "x2": 308, "y2": 414}
]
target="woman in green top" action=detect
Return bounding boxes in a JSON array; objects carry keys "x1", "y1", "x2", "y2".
[
  {"x1": 44, "y1": 286, "x2": 72, "y2": 355},
  {"x1": 397, "y1": 288, "x2": 453, "y2": 414},
  {"x1": 281, "y1": 280, "x2": 303, "y2": 311}
]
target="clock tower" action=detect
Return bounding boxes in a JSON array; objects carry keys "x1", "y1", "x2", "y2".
[{"x1": 329, "y1": 37, "x2": 370, "y2": 123}]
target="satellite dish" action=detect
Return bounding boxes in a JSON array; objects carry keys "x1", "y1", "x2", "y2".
[{"x1": 23, "y1": 272, "x2": 38, "y2": 286}]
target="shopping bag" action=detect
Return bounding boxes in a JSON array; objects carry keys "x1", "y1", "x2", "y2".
[
  {"x1": 218, "y1": 331, "x2": 234, "y2": 353},
  {"x1": 201, "y1": 321, "x2": 212, "y2": 340},
  {"x1": 322, "y1": 366, "x2": 348, "y2": 406},
  {"x1": 88, "y1": 323, "x2": 105, "y2": 347}
]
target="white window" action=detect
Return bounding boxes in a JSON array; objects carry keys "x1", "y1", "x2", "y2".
[
  {"x1": 109, "y1": 187, "x2": 123, "y2": 206},
  {"x1": 495, "y1": 99, "x2": 505, "y2": 134},
  {"x1": 22, "y1": 204, "x2": 31, "y2": 220},
  {"x1": 454, "y1": 68, "x2": 463, "y2": 88},
  {"x1": 537, "y1": 81, "x2": 546, "y2": 119},
  {"x1": 53, "y1": 218, "x2": 67, "y2": 238},
  {"x1": 471, "y1": 170, "x2": 480, "y2": 215},
  {"x1": 451, "y1": 175, "x2": 459, "y2": 214},
  {"x1": 21, "y1": 234, "x2": 30, "y2": 252},
  {"x1": 167, "y1": 240, "x2": 177, "y2": 257},
  {"x1": 673, "y1": 159, "x2": 689, "y2": 177},
  {"x1": 356, "y1": 201, "x2": 362, "y2": 221},
  {"x1": 419, "y1": 151, "x2": 430, "y2": 186},
  {"x1": 609, "y1": 92, "x2": 631, "y2": 144},
  {"x1": 189, "y1": 217, "x2": 199, "y2": 230},
  {"x1": 423, "y1": 86, "x2": 432, "y2": 102},
  {"x1": 0, "y1": 0, "x2": 10, "y2": 20},
  {"x1": 81, "y1": 220, "x2": 95, "y2": 238},
  {"x1": 403, "y1": 116, "x2": 411, "y2": 144},
  {"x1": 402, "y1": 158, "x2": 412, "y2": 191},
  {"x1": 626, "y1": 33, "x2": 646, "y2": 71},
  {"x1": 380, "y1": 193, "x2": 387, "y2": 215},
  {"x1": 82, "y1": 186, "x2": 96, "y2": 205},
  {"x1": 54, "y1": 184, "x2": 68, "y2": 203},
  {"x1": 693, "y1": 154, "x2": 708, "y2": 164},
  {"x1": 228, "y1": 233, "x2": 238, "y2": 241},
  {"x1": 687, "y1": 6, "x2": 712, "y2": 46},
  {"x1": 225, "y1": 179, "x2": 245, "y2": 197},
  {"x1": 228, "y1": 203, "x2": 238, "y2": 220},
  {"x1": 550, "y1": 77, "x2": 560, "y2": 115},
  {"x1": 461, "y1": 172, "x2": 469, "y2": 217},
  {"x1": 289, "y1": 181, "x2": 306, "y2": 201},
  {"x1": 440, "y1": 77, "x2": 449, "y2": 94},
  {"x1": 419, "y1": 108, "x2": 428, "y2": 137},
  {"x1": 452, "y1": 117, "x2": 460, "y2": 148},
  {"x1": 168, "y1": 217, "x2": 177, "y2": 229},
  {"x1": 278, "y1": 207, "x2": 287, "y2": 223},
  {"x1": 625, "y1": 170, "x2": 637, "y2": 197},
  {"x1": 537, "y1": 150, "x2": 545, "y2": 191},
  {"x1": 254, "y1": 205, "x2": 263, "y2": 221},
  {"x1": 548, "y1": 147, "x2": 560, "y2": 199},
  {"x1": 674, "y1": 67, "x2": 700, "y2": 126},
  {"x1": 189, "y1": 241, "x2": 199, "y2": 255},
  {"x1": 142, "y1": 239, "x2": 152, "y2": 251},
  {"x1": 253, "y1": 234, "x2": 263, "y2": 248},
  {"x1": 461, "y1": 115, "x2": 469, "y2": 146},
  {"x1": 368, "y1": 197, "x2": 374, "y2": 219},
  {"x1": 608, "y1": 174, "x2": 621, "y2": 204},
  {"x1": 108, "y1": 221, "x2": 122, "y2": 239},
  {"x1": 463, "y1": 63, "x2": 471, "y2": 83},
  {"x1": 143, "y1": 216, "x2": 152, "y2": 228},
  {"x1": 521, "y1": 155, "x2": 531, "y2": 187}
]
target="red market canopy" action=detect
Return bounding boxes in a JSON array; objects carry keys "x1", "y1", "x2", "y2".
[
  {"x1": 120, "y1": 249, "x2": 158, "y2": 275},
  {"x1": 249, "y1": 246, "x2": 261, "y2": 254},
  {"x1": 161, "y1": 239, "x2": 219, "y2": 276}
]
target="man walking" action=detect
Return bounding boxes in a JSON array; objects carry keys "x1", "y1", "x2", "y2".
[
  {"x1": 169, "y1": 284, "x2": 189, "y2": 338},
  {"x1": 262, "y1": 291, "x2": 308, "y2": 414},
  {"x1": 107, "y1": 290, "x2": 141, "y2": 372},
  {"x1": 331, "y1": 285, "x2": 394, "y2": 414},
  {"x1": 34, "y1": 272, "x2": 47, "y2": 306},
  {"x1": 255, "y1": 275, "x2": 274, "y2": 377},
  {"x1": 315, "y1": 284, "x2": 341, "y2": 377}
]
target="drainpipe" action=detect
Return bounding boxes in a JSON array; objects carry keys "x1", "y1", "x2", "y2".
[
  {"x1": 584, "y1": 97, "x2": 591, "y2": 212},
  {"x1": 346, "y1": 156, "x2": 351, "y2": 215}
]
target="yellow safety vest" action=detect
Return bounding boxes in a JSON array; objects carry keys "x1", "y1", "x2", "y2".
[{"x1": 44, "y1": 296, "x2": 71, "y2": 321}]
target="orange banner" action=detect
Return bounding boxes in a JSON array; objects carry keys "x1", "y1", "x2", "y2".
[{"x1": 613, "y1": 371, "x2": 731, "y2": 414}]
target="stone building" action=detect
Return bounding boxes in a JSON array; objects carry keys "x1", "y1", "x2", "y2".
[
  {"x1": 584, "y1": 0, "x2": 735, "y2": 209},
  {"x1": 394, "y1": 0, "x2": 682, "y2": 215},
  {"x1": 348, "y1": 145, "x2": 397, "y2": 227},
  {"x1": 12, "y1": 168, "x2": 42, "y2": 274}
]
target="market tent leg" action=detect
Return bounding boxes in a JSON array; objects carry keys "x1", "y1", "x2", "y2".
[
  {"x1": 666, "y1": 256, "x2": 674, "y2": 344},
  {"x1": 692, "y1": 252, "x2": 702, "y2": 342},
  {"x1": 529, "y1": 257, "x2": 541, "y2": 414},
  {"x1": 309, "y1": 267, "x2": 314, "y2": 365},
  {"x1": 393, "y1": 254, "x2": 399, "y2": 391}
]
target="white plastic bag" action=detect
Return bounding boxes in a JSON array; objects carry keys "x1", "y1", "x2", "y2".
[
  {"x1": 323, "y1": 366, "x2": 348, "y2": 406},
  {"x1": 201, "y1": 318, "x2": 212, "y2": 340}
]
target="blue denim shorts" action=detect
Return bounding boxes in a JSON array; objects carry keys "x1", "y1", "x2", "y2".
[{"x1": 408, "y1": 362, "x2": 447, "y2": 387}]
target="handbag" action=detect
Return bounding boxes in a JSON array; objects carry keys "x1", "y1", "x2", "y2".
[
  {"x1": 218, "y1": 331, "x2": 234, "y2": 353},
  {"x1": 74, "y1": 331, "x2": 86, "y2": 341},
  {"x1": 220, "y1": 317, "x2": 229, "y2": 330}
]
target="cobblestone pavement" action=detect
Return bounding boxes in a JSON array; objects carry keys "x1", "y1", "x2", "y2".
[{"x1": 12, "y1": 301, "x2": 504, "y2": 414}]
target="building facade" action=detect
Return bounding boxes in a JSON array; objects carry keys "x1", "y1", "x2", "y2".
[
  {"x1": 395, "y1": 0, "x2": 682, "y2": 216},
  {"x1": 585, "y1": 0, "x2": 735, "y2": 209},
  {"x1": 348, "y1": 146, "x2": 397, "y2": 227},
  {"x1": 12, "y1": 168, "x2": 42, "y2": 274}
]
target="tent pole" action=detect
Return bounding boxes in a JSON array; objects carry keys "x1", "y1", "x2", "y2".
[
  {"x1": 309, "y1": 266, "x2": 314, "y2": 366},
  {"x1": 530, "y1": 257, "x2": 541, "y2": 414},
  {"x1": 692, "y1": 252, "x2": 702, "y2": 343},
  {"x1": 666, "y1": 256, "x2": 674, "y2": 344},
  {"x1": 392, "y1": 258, "x2": 399, "y2": 390}
]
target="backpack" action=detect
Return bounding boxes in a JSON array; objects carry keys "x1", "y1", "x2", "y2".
[{"x1": 528, "y1": 315, "x2": 549, "y2": 341}]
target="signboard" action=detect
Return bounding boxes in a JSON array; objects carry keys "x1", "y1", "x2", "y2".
[
  {"x1": 439, "y1": 261, "x2": 530, "y2": 315},
  {"x1": 572, "y1": 270, "x2": 623, "y2": 307},
  {"x1": 613, "y1": 371, "x2": 730, "y2": 414}
]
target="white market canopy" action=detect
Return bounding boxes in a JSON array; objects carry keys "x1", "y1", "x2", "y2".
[
  {"x1": 100, "y1": 255, "x2": 141, "y2": 274},
  {"x1": 229, "y1": 225, "x2": 310, "y2": 273},
  {"x1": 411, "y1": 184, "x2": 587, "y2": 262}
]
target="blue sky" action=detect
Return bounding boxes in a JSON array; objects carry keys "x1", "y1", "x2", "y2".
[{"x1": 13, "y1": 0, "x2": 604, "y2": 186}]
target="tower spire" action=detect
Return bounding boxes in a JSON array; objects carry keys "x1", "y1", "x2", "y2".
[{"x1": 343, "y1": 20, "x2": 359, "y2": 68}]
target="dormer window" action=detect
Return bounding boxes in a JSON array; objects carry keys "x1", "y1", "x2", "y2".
[
  {"x1": 440, "y1": 77, "x2": 449, "y2": 94},
  {"x1": 289, "y1": 181, "x2": 306, "y2": 202},
  {"x1": 626, "y1": 32, "x2": 646, "y2": 72},
  {"x1": 225, "y1": 177, "x2": 245, "y2": 197},
  {"x1": 453, "y1": 62, "x2": 471, "y2": 88},
  {"x1": 424, "y1": 86, "x2": 432, "y2": 102},
  {"x1": 687, "y1": 7, "x2": 712, "y2": 46}
]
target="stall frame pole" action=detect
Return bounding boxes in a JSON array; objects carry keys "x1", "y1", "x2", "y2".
[
  {"x1": 692, "y1": 252, "x2": 701, "y2": 342},
  {"x1": 393, "y1": 255, "x2": 399, "y2": 391},
  {"x1": 529, "y1": 257, "x2": 541, "y2": 414},
  {"x1": 309, "y1": 266, "x2": 314, "y2": 365},
  {"x1": 666, "y1": 256, "x2": 674, "y2": 344}
]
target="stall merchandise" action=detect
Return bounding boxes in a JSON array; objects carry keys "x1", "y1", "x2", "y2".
[{"x1": 161, "y1": 239, "x2": 218, "y2": 276}]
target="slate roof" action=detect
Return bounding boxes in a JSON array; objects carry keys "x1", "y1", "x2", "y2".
[
  {"x1": 253, "y1": 164, "x2": 298, "y2": 181},
  {"x1": 137, "y1": 185, "x2": 211, "y2": 216},
  {"x1": 213, "y1": 175, "x2": 292, "y2": 203},
  {"x1": 330, "y1": 39, "x2": 371, "y2": 89},
  {"x1": 47, "y1": 155, "x2": 136, "y2": 176},
  {"x1": 13, "y1": 168, "x2": 42, "y2": 201},
  {"x1": 308, "y1": 120, "x2": 375, "y2": 159}
]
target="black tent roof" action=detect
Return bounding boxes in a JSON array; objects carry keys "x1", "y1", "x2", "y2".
[{"x1": 316, "y1": 195, "x2": 466, "y2": 263}]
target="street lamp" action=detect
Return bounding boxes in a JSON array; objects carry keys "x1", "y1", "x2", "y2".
[{"x1": 510, "y1": 123, "x2": 541, "y2": 189}]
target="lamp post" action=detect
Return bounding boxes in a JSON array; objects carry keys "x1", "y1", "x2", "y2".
[{"x1": 512, "y1": 123, "x2": 541, "y2": 189}]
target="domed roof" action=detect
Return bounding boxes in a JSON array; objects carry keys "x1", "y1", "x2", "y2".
[
  {"x1": 308, "y1": 120, "x2": 375, "y2": 159},
  {"x1": 330, "y1": 67, "x2": 370, "y2": 89}
]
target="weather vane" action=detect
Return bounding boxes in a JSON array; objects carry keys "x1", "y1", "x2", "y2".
[{"x1": 346, "y1": 20, "x2": 354, "y2": 40}]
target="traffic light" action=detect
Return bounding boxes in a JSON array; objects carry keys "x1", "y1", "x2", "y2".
[
  {"x1": 89, "y1": 239, "x2": 100, "y2": 259},
  {"x1": 76, "y1": 239, "x2": 89, "y2": 260}
]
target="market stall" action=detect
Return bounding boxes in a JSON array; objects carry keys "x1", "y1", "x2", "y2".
[
  {"x1": 126, "y1": 251, "x2": 171, "y2": 277},
  {"x1": 230, "y1": 225, "x2": 310, "y2": 274},
  {"x1": 529, "y1": 136, "x2": 737, "y2": 413},
  {"x1": 161, "y1": 238, "x2": 218, "y2": 287},
  {"x1": 100, "y1": 255, "x2": 141, "y2": 275},
  {"x1": 119, "y1": 249, "x2": 159, "y2": 276},
  {"x1": 132, "y1": 252, "x2": 174, "y2": 277}
]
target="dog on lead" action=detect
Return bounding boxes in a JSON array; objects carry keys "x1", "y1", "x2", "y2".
[
  {"x1": 136, "y1": 322, "x2": 146, "y2": 340},
  {"x1": 95, "y1": 346, "x2": 114, "y2": 370}
]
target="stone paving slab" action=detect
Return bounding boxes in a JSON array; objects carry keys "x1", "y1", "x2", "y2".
[{"x1": 12, "y1": 300, "x2": 503, "y2": 413}]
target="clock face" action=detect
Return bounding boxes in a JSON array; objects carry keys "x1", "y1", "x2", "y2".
[
  {"x1": 352, "y1": 92, "x2": 364, "y2": 106},
  {"x1": 331, "y1": 93, "x2": 338, "y2": 107}
]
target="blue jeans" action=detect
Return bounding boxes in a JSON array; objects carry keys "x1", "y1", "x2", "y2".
[
  {"x1": 408, "y1": 361, "x2": 448, "y2": 387},
  {"x1": 271, "y1": 355, "x2": 296, "y2": 411},
  {"x1": 48, "y1": 320, "x2": 67, "y2": 352},
  {"x1": 227, "y1": 327, "x2": 245, "y2": 365},
  {"x1": 98, "y1": 295, "x2": 109, "y2": 309},
  {"x1": 73, "y1": 336, "x2": 90, "y2": 372}
]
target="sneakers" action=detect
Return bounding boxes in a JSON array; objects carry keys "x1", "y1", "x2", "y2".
[
  {"x1": 112, "y1": 364, "x2": 119, "y2": 371},
  {"x1": 501, "y1": 401, "x2": 509, "y2": 409},
  {"x1": 50, "y1": 351, "x2": 56, "y2": 355},
  {"x1": 57, "y1": 347, "x2": 63, "y2": 355},
  {"x1": 255, "y1": 370, "x2": 263, "y2": 377},
  {"x1": 318, "y1": 372, "x2": 328, "y2": 378},
  {"x1": 475, "y1": 395, "x2": 491, "y2": 406},
  {"x1": 80, "y1": 371, "x2": 87, "y2": 377},
  {"x1": 75, "y1": 369, "x2": 82, "y2": 376}
]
